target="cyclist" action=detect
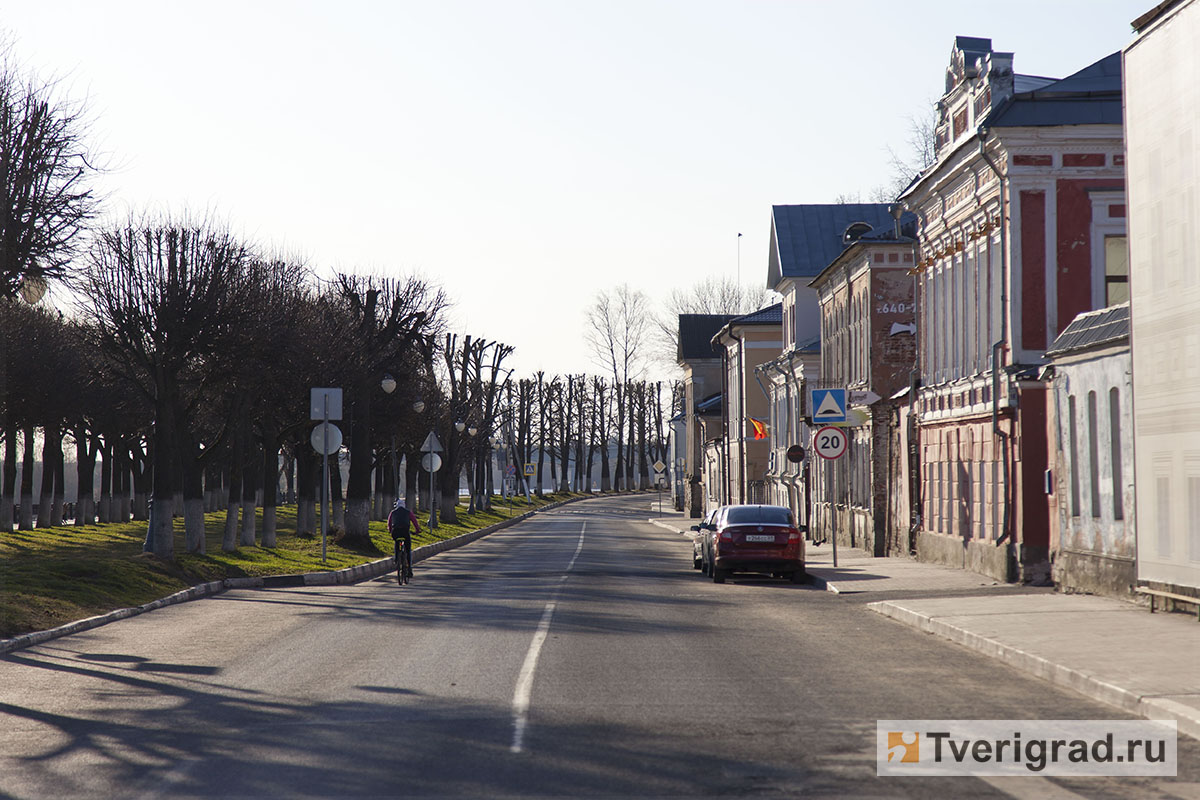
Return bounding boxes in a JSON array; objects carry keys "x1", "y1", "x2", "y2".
[{"x1": 388, "y1": 497, "x2": 421, "y2": 584}]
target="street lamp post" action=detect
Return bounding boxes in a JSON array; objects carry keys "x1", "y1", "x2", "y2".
[
  {"x1": 413, "y1": 399, "x2": 439, "y2": 530},
  {"x1": 381, "y1": 375, "x2": 399, "y2": 507}
]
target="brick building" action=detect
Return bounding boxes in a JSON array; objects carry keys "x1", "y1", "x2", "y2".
[
  {"x1": 900, "y1": 37, "x2": 1126, "y2": 583},
  {"x1": 809, "y1": 214, "x2": 918, "y2": 555}
]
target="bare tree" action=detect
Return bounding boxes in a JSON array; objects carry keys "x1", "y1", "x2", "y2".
[
  {"x1": 885, "y1": 105, "x2": 939, "y2": 199},
  {"x1": 652, "y1": 276, "x2": 775, "y2": 368},
  {"x1": 586, "y1": 285, "x2": 651, "y2": 489},
  {"x1": 590, "y1": 377, "x2": 610, "y2": 491},
  {"x1": 331, "y1": 274, "x2": 445, "y2": 547},
  {"x1": 80, "y1": 217, "x2": 257, "y2": 558},
  {"x1": 0, "y1": 46, "x2": 99, "y2": 301}
]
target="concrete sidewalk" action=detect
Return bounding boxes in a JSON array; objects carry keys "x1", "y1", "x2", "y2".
[
  {"x1": 810, "y1": 542, "x2": 1200, "y2": 741},
  {"x1": 650, "y1": 512, "x2": 1200, "y2": 740}
]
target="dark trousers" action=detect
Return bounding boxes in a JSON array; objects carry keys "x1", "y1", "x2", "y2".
[{"x1": 393, "y1": 535, "x2": 412, "y2": 575}]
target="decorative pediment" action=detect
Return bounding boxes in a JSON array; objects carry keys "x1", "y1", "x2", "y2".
[{"x1": 934, "y1": 37, "x2": 1017, "y2": 158}]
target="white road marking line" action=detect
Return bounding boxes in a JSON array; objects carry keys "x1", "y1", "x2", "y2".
[{"x1": 510, "y1": 522, "x2": 585, "y2": 754}]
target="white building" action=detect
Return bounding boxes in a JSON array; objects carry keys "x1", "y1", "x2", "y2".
[{"x1": 1125, "y1": 0, "x2": 1200, "y2": 597}]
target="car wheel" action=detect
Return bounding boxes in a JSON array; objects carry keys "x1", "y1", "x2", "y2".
[
  {"x1": 789, "y1": 570, "x2": 808, "y2": 584},
  {"x1": 712, "y1": 566, "x2": 726, "y2": 584},
  {"x1": 692, "y1": 554, "x2": 702, "y2": 570}
]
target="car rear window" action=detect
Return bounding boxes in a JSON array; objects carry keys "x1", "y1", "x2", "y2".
[{"x1": 724, "y1": 506, "x2": 793, "y2": 525}]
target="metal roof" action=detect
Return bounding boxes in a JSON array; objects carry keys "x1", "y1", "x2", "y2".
[
  {"x1": 677, "y1": 314, "x2": 737, "y2": 362},
  {"x1": 1045, "y1": 303, "x2": 1130, "y2": 357},
  {"x1": 988, "y1": 52, "x2": 1122, "y2": 128},
  {"x1": 770, "y1": 204, "x2": 903, "y2": 281},
  {"x1": 729, "y1": 302, "x2": 783, "y2": 326}
]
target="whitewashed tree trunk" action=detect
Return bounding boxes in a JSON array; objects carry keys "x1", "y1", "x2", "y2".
[
  {"x1": 76, "y1": 497, "x2": 94, "y2": 527},
  {"x1": 262, "y1": 506, "x2": 276, "y2": 547},
  {"x1": 298, "y1": 499, "x2": 315, "y2": 535},
  {"x1": 333, "y1": 495, "x2": 346, "y2": 530},
  {"x1": 344, "y1": 499, "x2": 369, "y2": 540},
  {"x1": 184, "y1": 498, "x2": 206, "y2": 553},
  {"x1": 222, "y1": 500, "x2": 239, "y2": 551},
  {"x1": 240, "y1": 500, "x2": 255, "y2": 546},
  {"x1": 36, "y1": 490, "x2": 52, "y2": 528}
]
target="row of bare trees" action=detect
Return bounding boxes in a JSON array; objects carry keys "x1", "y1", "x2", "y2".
[
  {"x1": 498, "y1": 374, "x2": 669, "y2": 497},
  {"x1": 0, "y1": 213, "x2": 458, "y2": 559},
  {"x1": 1, "y1": 266, "x2": 672, "y2": 557}
]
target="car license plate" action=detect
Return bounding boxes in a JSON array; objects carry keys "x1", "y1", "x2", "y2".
[{"x1": 745, "y1": 534, "x2": 775, "y2": 543}]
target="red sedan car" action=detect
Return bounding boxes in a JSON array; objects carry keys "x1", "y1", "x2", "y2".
[{"x1": 709, "y1": 504, "x2": 806, "y2": 584}]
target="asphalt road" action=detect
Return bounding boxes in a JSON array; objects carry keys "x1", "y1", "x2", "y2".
[{"x1": 0, "y1": 495, "x2": 1196, "y2": 799}]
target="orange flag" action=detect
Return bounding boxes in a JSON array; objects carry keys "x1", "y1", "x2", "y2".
[{"x1": 750, "y1": 418, "x2": 769, "y2": 440}]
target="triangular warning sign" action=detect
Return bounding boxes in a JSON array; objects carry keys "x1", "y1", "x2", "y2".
[{"x1": 814, "y1": 392, "x2": 843, "y2": 419}]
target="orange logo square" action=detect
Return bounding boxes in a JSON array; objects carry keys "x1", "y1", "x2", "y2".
[{"x1": 887, "y1": 731, "x2": 919, "y2": 763}]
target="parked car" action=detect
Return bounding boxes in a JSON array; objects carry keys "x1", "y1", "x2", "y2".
[
  {"x1": 708, "y1": 504, "x2": 806, "y2": 584},
  {"x1": 689, "y1": 507, "x2": 723, "y2": 572}
]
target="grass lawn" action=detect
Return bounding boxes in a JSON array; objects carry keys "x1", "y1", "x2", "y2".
[{"x1": 0, "y1": 492, "x2": 582, "y2": 639}]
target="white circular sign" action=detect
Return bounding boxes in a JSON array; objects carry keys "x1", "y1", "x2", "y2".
[
  {"x1": 310, "y1": 422, "x2": 342, "y2": 455},
  {"x1": 421, "y1": 452, "x2": 443, "y2": 473},
  {"x1": 813, "y1": 426, "x2": 848, "y2": 459}
]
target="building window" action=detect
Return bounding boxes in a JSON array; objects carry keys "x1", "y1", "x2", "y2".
[
  {"x1": 1105, "y1": 235, "x2": 1129, "y2": 305},
  {"x1": 1109, "y1": 388, "x2": 1123, "y2": 521},
  {"x1": 1157, "y1": 475, "x2": 1172, "y2": 558},
  {"x1": 1190, "y1": 476, "x2": 1200, "y2": 562},
  {"x1": 991, "y1": 459, "x2": 999, "y2": 541},
  {"x1": 1087, "y1": 391, "x2": 1101, "y2": 518},
  {"x1": 1068, "y1": 396, "x2": 1080, "y2": 517}
]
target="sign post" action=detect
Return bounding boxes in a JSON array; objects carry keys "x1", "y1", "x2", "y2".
[
  {"x1": 505, "y1": 464, "x2": 516, "y2": 517},
  {"x1": 813, "y1": 425, "x2": 849, "y2": 567},
  {"x1": 523, "y1": 462, "x2": 536, "y2": 502},
  {"x1": 310, "y1": 388, "x2": 343, "y2": 564},
  {"x1": 653, "y1": 459, "x2": 667, "y2": 514},
  {"x1": 421, "y1": 431, "x2": 443, "y2": 530}
]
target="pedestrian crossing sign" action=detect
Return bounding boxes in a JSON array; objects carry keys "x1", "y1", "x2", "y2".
[{"x1": 811, "y1": 388, "x2": 847, "y2": 424}]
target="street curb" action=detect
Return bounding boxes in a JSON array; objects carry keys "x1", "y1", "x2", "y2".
[
  {"x1": 0, "y1": 492, "x2": 639, "y2": 656},
  {"x1": 646, "y1": 518, "x2": 688, "y2": 535},
  {"x1": 868, "y1": 600, "x2": 1200, "y2": 742}
]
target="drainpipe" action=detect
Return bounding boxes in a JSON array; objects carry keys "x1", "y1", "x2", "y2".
[
  {"x1": 978, "y1": 127, "x2": 1015, "y2": 578},
  {"x1": 732, "y1": 329, "x2": 746, "y2": 504},
  {"x1": 786, "y1": 352, "x2": 812, "y2": 533},
  {"x1": 717, "y1": 330, "x2": 732, "y2": 508},
  {"x1": 898, "y1": 197, "x2": 926, "y2": 555},
  {"x1": 770, "y1": 357, "x2": 803, "y2": 522}
]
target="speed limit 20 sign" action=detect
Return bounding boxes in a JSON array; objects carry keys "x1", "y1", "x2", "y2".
[{"x1": 813, "y1": 426, "x2": 848, "y2": 459}]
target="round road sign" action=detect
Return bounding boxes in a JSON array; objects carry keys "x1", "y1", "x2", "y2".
[
  {"x1": 813, "y1": 426, "x2": 848, "y2": 460},
  {"x1": 421, "y1": 452, "x2": 443, "y2": 472},
  {"x1": 310, "y1": 422, "x2": 343, "y2": 455}
]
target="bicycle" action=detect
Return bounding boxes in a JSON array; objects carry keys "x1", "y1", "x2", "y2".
[{"x1": 394, "y1": 534, "x2": 412, "y2": 585}]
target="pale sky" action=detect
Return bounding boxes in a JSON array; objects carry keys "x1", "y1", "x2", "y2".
[{"x1": 2, "y1": 0, "x2": 1149, "y2": 377}]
